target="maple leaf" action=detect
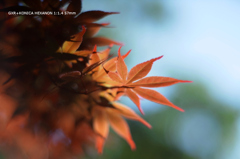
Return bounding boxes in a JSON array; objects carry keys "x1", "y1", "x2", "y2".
[
  {"x1": 57, "y1": 26, "x2": 122, "y2": 68},
  {"x1": 92, "y1": 102, "x2": 151, "y2": 154},
  {"x1": 107, "y1": 47, "x2": 192, "y2": 114},
  {"x1": 88, "y1": 45, "x2": 131, "y2": 83}
]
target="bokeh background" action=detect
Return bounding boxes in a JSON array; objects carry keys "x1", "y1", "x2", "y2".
[{"x1": 81, "y1": 0, "x2": 240, "y2": 159}]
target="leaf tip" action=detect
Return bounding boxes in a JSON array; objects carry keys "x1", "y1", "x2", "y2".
[
  {"x1": 138, "y1": 118, "x2": 152, "y2": 129},
  {"x1": 176, "y1": 107, "x2": 185, "y2": 112},
  {"x1": 143, "y1": 121, "x2": 152, "y2": 129},
  {"x1": 119, "y1": 43, "x2": 125, "y2": 46},
  {"x1": 93, "y1": 45, "x2": 97, "y2": 53},
  {"x1": 101, "y1": 23, "x2": 110, "y2": 26},
  {"x1": 165, "y1": 100, "x2": 185, "y2": 112},
  {"x1": 122, "y1": 49, "x2": 131, "y2": 59},
  {"x1": 112, "y1": 12, "x2": 120, "y2": 14},
  {"x1": 153, "y1": 55, "x2": 163, "y2": 61},
  {"x1": 109, "y1": 43, "x2": 114, "y2": 48},
  {"x1": 96, "y1": 137, "x2": 104, "y2": 154},
  {"x1": 128, "y1": 138, "x2": 136, "y2": 150},
  {"x1": 184, "y1": 80, "x2": 193, "y2": 83},
  {"x1": 139, "y1": 107, "x2": 144, "y2": 115},
  {"x1": 118, "y1": 46, "x2": 123, "y2": 56},
  {"x1": 81, "y1": 25, "x2": 86, "y2": 33}
]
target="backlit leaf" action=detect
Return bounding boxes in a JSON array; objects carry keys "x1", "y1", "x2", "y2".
[
  {"x1": 74, "y1": 50, "x2": 93, "y2": 56},
  {"x1": 134, "y1": 87, "x2": 184, "y2": 112},
  {"x1": 84, "y1": 25, "x2": 104, "y2": 38},
  {"x1": 107, "y1": 113, "x2": 136, "y2": 150},
  {"x1": 112, "y1": 102, "x2": 151, "y2": 128},
  {"x1": 62, "y1": 26, "x2": 86, "y2": 53},
  {"x1": 117, "y1": 47, "x2": 128, "y2": 83},
  {"x1": 98, "y1": 44, "x2": 113, "y2": 60},
  {"x1": 114, "y1": 87, "x2": 125, "y2": 100},
  {"x1": 93, "y1": 108, "x2": 109, "y2": 138},
  {"x1": 94, "y1": 48, "x2": 130, "y2": 82},
  {"x1": 127, "y1": 56, "x2": 163, "y2": 84},
  {"x1": 96, "y1": 136, "x2": 105, "y2": 154},
  {"x1": 82, "y1": 59, "x2": 105, "y2": 75},
  {"x1": 128, "y1": 76, "x2": 192, "y2": 87},
  {"x1": 89, "y1": 45, "x2": 100, "y2": 72},
  {"x1": 125, "y1": 89, "x2": 143, "y2": 114},
  {"x1": 108, "y1": 72, "x2": 123, "y2": 83},
  {"x1": 122, "y1": 49, "x2": 131, "y2": 59}
]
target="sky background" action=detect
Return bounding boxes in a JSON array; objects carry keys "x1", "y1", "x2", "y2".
[{"x1": 82, "y1": 0, "x2": 240, "y2": 158}]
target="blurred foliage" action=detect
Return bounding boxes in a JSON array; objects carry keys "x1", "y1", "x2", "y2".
[{"x1": 82, "y1": 83, "x2": 238, "y2": 159}]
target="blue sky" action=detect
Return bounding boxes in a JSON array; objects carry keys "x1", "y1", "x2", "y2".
[{"x1": 162, "y1": 0, "x2": 240, "y2": 108}]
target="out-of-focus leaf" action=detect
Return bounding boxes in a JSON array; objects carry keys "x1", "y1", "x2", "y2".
[
  {"x1": 59, "y1": 70, "x2": 81, "y2": 79},
  {"x1": 83, "y1": 25, "x2": 107, "y2": 38},
  {"x1": 93, "y1": 109, "x2": 109, "y2": 138},
  {"x1": 76, "y1": 11, "x2": 119, "y2": 23},
  {"x1": 95, "y1": 97, "x2": 115, "y2": 108},
  {"x1": 96, "y1": 136, "x2": 105, "y2": 154},
  {"x1": 112, "y1": 102, "x2": 151, "y2": 128},
  {"x1": 93, "y1": 108, "x2": 109, "y2": 154},
  {"x1": 82, "y1": 59, "x2": 106, "y2": 75},
  {"x1": 84, "y1": 26, "x2": 101, "y2": 38},
  {"x1": 89, "y1": 46, "x2": 101, "y2": 72},
  {"x1": 98, "y1": 44, "x2": 112, "y2": 60},
  {"x1": 89, "y1": 45, "x2": 98, "y2": 60},
  {"x1": 79, "y1": 22, "x2": 110, "y2": 28},
  {"x1": 61, "y1": 26, "x2": 86, "y2": 53},
  {"x1": 74, "y1": 50, "x2": 93, "y2": 57},
  {"x1": 66, "y1": 0, "x2": 82, "y2": 16},
  {"x1": 107, "y1": 113, "x2": 136, "y2": 150}
]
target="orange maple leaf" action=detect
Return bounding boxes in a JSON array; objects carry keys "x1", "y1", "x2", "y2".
[
  {"x1": 88, "y1": 45, "x2": 131, "y2": 83},
  {"x1": 107, "y1": 47, "x2": 192, "y2": 114},
  {"x1": 92, "y1": 102, "x2": 151, "y2": 153}
]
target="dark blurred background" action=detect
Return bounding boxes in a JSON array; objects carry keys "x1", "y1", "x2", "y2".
[{"x1": 81, "y1": 0, "x2": 240, "y2": 159}]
